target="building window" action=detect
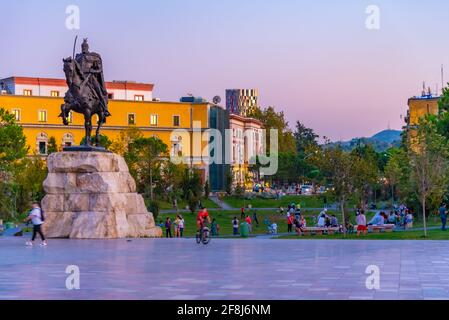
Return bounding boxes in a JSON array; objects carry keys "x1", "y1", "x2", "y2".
[
  {"x1": 173, "y1": 115, "x2": 180, "y2": 127},
  {"x1": 50, "y1": 91, "x2": 60, "y2": 97},
  {"x1": 38, "y1": 110, "x2": 47, "y2": 122},
  {"x1": 12, "y1": 109, "x2": 21, "y2": 121},
  {"x1": 128, "y1": 113, "x2": 136, "y2": 125},
  {"x1": 150, "y1": 114, "x2": 158, "y2": 126},
  {"x1": 23, "y1": 89, "x2": 32, "y2": 96},
  {"x1": 62, "y1": 133, "x2": 74, "y2": 148},
  {"x1": 135, "y1": 95, "x2": 144, "y2": 101},
  {"x1": 171, "y1": 142, "x2": 182, "y2": 157},
  {"x1": 36, "y1": 132, "x2": 48, "y2": 155},
  {"x1": 39, "y1": 141, "x2": 47, "y2": 155},
  {"x1": 67, "y1": 111, "x2": 73, "y2": 124}
]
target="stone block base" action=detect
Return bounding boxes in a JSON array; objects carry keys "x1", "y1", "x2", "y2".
[{"x1": 41, "y1": 152, "x2": 162, "y2": 239}]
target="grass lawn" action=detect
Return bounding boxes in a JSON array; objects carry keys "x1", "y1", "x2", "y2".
[
  {"x1": 221, "y1": 194, "x2": 391, "y2": 210},
  {"x1": 277, "y1": 229, "x2": 449, "y2": 240},
  {"x1": 157, "y1": 207, "x2": 447, "y2": 240},
  {"x1": 151, "y1": 198, "x2": 220, "y2": 210},
  {"x1": 157, "y1": 209, "x2": 344, "y2": 237},
  {"x1": 222, "y1": 195, "x2": 327, "y2": 209}
]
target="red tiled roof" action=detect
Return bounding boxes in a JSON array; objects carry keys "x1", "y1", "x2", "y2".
[{"x1": 2, "y1": 76, "x2": 154, "y2": 91}]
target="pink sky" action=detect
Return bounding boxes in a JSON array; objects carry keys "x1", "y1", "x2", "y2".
[{"x1": 1, "y1": 0, "x2": 449, "y2": 141}]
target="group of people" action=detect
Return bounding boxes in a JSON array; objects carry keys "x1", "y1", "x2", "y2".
[
  {"x1": 366, "y1": 205, "x2": 414, "y2": 229},
  {"x1": 316, "y1": 209, "x2": 340, "y2": 229},
  {"x1": 285, "y1": 203, "x2": 307, "y2": 235},
  {"x1": 239, "y1": 207, "x2": 260, "y2": 232},
  {"x1": 161, "y1": 214, "x2": 185, "y2": 238}
]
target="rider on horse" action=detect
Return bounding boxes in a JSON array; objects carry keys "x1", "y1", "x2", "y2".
[{"x1": 75, "y1": 38, "x2": 111, "y2": 118}]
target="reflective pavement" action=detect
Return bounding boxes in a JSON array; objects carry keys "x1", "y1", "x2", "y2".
[{"x1": 1, "y1": 237, "x2": 449, "y2": 300}]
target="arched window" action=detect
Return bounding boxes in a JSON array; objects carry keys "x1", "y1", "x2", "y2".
[
  {"x1": 62, "y1": 133, "x2": 74, "y2": 148},
  {"x1": 36, "y1": 132, "x2": 48, "y2": 155}
]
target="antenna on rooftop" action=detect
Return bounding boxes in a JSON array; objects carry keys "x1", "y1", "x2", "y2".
[{"x1": 442, "y1": 64, "x2": 445, "y2": 94}]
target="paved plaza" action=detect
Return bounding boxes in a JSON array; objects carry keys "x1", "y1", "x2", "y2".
[{"x1": 2, "y1": 236, "x2": 449, "y2": 300}]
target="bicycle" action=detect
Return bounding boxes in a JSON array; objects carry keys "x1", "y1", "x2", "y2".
[{"x1": 196, "y1": 225, "x2": 211, "y2": 245}]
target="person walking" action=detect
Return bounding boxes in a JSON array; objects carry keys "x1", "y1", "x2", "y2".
[
  {"x1": 252, "y1": 209, "x2": 259, "y2": 227},
  {"x1": 240, "y1": 207, "x2": 245, "y2": 220},
  {"x1": 173, "y1": 215, "x2": 180, "y2": 238},
  {"x1": 232, "y1": 217, "x2": 239, "y2": 235},
  {"x1": 24, "y1": 202, "x2": 47, "y2": 246},
  {"x1": 439, "y1": 204, "x2": 447, "y2": 231},
  {"x1": 165, "y1": 217, "x2": 172, "y2": 238},
  {"x1": 178, "y1": 215, "x2": 185, "y2": 237}
]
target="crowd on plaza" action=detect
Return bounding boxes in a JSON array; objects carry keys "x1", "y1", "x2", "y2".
[{"x1": 159, "y1": 215, "x2": 186, "y2": 238}]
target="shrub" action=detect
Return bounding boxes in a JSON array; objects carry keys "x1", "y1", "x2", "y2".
[{"x1": 148, "y1": 200, "x2": 160, "y2": 221}]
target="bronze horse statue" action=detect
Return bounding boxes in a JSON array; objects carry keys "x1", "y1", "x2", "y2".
[{"x1": 59, "y1": 57, "x2": 106, "y2": 147}]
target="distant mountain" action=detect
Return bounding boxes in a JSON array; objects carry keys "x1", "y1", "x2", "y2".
[{"x1": 328, "y1": 130, "x2": 402, "y2": 152}]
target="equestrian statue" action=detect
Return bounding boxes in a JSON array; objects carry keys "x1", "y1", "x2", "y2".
[{"x1": 59, "y1": 37, "x2": 111, "y2": 148}]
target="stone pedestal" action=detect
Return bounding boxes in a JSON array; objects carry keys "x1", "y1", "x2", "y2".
[{"x1": 41, "y1": 152, "x2": 162, "y2": 239}]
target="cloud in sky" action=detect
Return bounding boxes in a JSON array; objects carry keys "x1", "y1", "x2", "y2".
[{"x1": 1, "y1": 0, "x2": 448, "y2": 141}]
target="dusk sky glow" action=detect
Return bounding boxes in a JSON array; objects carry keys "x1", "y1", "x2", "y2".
[{"x1": 2, "y1": 0, "x2": 449, "y2": 141}]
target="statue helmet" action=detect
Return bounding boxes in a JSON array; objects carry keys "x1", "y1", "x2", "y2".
[{"x1": 81, "y1": 38, "x2": 89, "y2": 52}]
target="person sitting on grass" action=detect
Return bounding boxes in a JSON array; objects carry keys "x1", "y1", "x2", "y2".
[
  {"x1": 330, "y1": 215, "x2": 339, "y2": 228},
  {"x1": 317, "y1": 213, "x2": 326, "y2": 227},
  {"x1": 271, "y1": 222, "x2": 278, "y2": 234},
  {"x1": 294, "y1": 217, "x2": 305, "y2": 235},
  {"x1": 387, "y1": 211, "x2": 397, "y2": 224},
  {"x1": 300, "y1": 215, "x2": 307, "y2": 228},
  {"x1": 368, "y1": 212, "x2": 385, "y2": 226},
  {"x1": 345, "y1": 219, "x2": 354, "y2": 234}
]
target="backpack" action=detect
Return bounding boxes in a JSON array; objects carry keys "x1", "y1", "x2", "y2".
[{"x1": 40, "y1": 208, "x2": 45, "y2": 222}]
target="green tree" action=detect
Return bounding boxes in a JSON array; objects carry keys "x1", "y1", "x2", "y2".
[
  {"x1": 225, "y1": 170, "x2": 233, "y2": 195},
  {"x1": 204, "y1": 180, "x2": 210, "y2": 199},
  {"x1": 294, "y1": 121, "x2": 318, "y2": 153},
  {"x1": 126, "y1": 137, "x2": 169, "y2": 200},
  {"x1": 179, "y1": 169, "x2": 203, "y2": 214},
  {"x1": 110, "y1": 127, "x2": 144, "y2": 156},
  {"x1": 384, "y1": 148, "x2": 411, "y2": 204},
  {"x1": 350, "y1": 144, "x2": 379, "y2": 207},
  {"x1": 0, "y1": 108, "x2": 28, "y2": 220},
  {"x1": 47, "y1": 136, "x2": 59, "y2": 154},
  {"x1": 0, "y1": 108, "x2": 28, "y2": 174},
  {"x1": 80, "y1": 134, "x2": 112, "y2": 149},
  {"x1": 409, "y1": 118, "x2": 449, "y2": 237},
  {"x1": 160, "y1": 162, "x2": 186, "y2": 203},
  {"x1": 309, "y1": 144, "x2": 354, "y2": 233},
  {"x1": 248, "y1": 106, "x2": 297, "y2": 154},
  {"x1": 13, "y1": 156, "x2": 48, "y2": 215}
]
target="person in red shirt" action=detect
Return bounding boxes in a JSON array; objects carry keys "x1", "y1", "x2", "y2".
[
  {"x1": 196, "y1": 207, "x2": 211, "y2": 232},
  {"x1": 287, "y1": 215, "x2": 293, "y2": 233},
  {"x1": 245, "y1": 215, "x2": 252, "y2": 233}
]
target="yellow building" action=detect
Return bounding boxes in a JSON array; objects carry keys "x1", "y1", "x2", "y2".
[
  {"x1": 406, "y1": 97, "x2": 439, "y2": 127},
  {"x1": 405, "y1": 87, "x2": 440, "y2": 151},
  {"x1": 0, "y1": 76, "x2": 212, "y2": 181}
]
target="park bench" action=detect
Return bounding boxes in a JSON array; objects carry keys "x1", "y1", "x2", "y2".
[
  {"x1": 302, "y1": 227, "x2": 340, "y2": 236},
  {"x1": 368, "y1": 224, "x2": 395, "y2": 233}
]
